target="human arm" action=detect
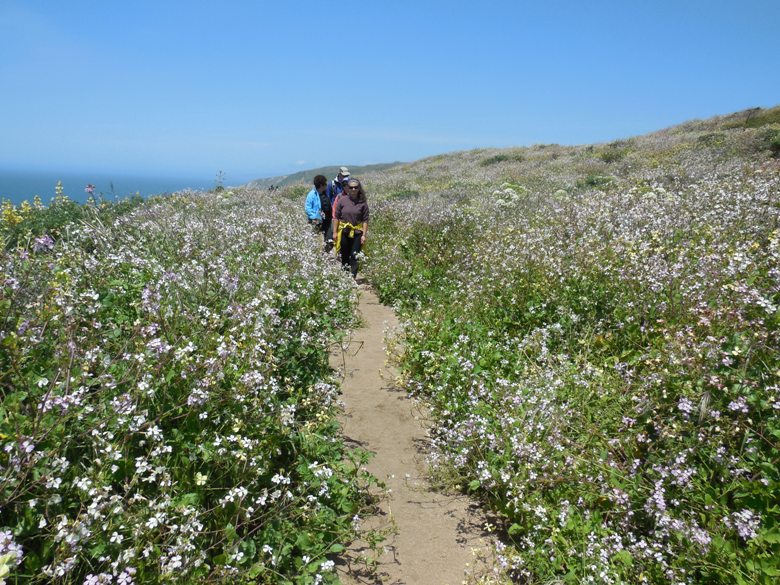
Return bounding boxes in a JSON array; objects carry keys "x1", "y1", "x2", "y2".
[
  {"x1": 304, "y1": 190, "x2": 321, "y2": 220},
  {"x1": 332, "y1": 198, "x2": 341, "y2": 253},
  {"x1": 360, "y1": 202, "x2": 369, "y2": 245}
]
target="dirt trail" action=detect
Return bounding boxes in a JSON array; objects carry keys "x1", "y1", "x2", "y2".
[{"x1": 332, "y1": 287, "x2": 491, "y2": 585}]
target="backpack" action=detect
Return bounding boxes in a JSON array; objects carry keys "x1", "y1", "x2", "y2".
[
  {"x1": 318, "y1": 190, "x2": 332, "y2": 216},
  {"x1": 327, "y1": 179, "x2": 344, "y2": 204}
]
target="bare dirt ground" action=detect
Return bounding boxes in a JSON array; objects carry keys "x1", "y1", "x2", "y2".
[{"x1": 332, "y1": 287, "x2": 493, "y2": 585}]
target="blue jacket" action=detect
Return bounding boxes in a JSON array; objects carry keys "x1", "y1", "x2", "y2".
[
  {"x1": 328, "y1": 177, "x2": 347, "y2": 203},
  {"x1": 305, "y1": 188, "x2": 322, "y2": 220}
]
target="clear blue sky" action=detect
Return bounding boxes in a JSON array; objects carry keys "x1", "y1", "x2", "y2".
[{"x1": 1, "y1": 0, "x2": 777, "y2": 183}]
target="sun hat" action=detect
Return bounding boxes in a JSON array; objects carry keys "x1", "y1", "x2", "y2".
[{"x1": 339, "y1": 166, "x2": 350, "y2": 176}]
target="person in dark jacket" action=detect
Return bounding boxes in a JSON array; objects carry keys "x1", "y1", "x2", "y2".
[
  {"x1": 316, "y1": 175, "x2": 334, "y2": 252},
  {"x1": 333, "y1": 178, "x2": 369, "y2": 278}
]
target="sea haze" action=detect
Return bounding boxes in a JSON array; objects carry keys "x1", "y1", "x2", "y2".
[{"x1": 0, "y1": 170, "x2": 214, "y2": 206}]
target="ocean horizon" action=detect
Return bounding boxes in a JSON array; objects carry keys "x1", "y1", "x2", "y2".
[{"x1": 0, "y1": 169, "x2": 216, "y2": 206}]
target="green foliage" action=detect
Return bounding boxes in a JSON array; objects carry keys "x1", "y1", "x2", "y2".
[
  {"x1": 1, "y1": 193, "x2": 146, "y2": 249},
  {"x1": 744, "y1": 107, "x2": 780, "y2": 128},
  {"x1": 599, "y1": 140, "x2": 633, "y2": 163},
  {"x1": 480, "y1": 152, "x2": 525, "y2": 166},
  {"x1": 768, "y1": 131, "x2": 780, "y2": 157},
  {"x1": 576, "y1": 174, "x2": 616, "y2": 189},
  {"x1": 282, "y1": 185, "x2": 309, "y2": 201}
]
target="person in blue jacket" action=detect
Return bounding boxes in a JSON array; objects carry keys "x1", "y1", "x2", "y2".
[
  {"x1": 328, "y1": 167, "x2": 350, "y2": 200},
  {"x1": 305, "y1": 175, "x2": 327, "y2": 227}
]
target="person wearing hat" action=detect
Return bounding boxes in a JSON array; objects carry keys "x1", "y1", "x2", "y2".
[{"x1": 328, "y1": 167, "x2": 349, "y2": 203}]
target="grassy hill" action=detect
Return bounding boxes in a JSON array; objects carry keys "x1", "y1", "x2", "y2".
[
  {"x1": 348, "y1": 104, "x2": 780, "y2": 202},
  {"x1": 243, "y1": 161, "x2": 404, "y2": 189}
]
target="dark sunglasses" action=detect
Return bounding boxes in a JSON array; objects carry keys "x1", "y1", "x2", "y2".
[{"x1": 347, "y1": 186, "x2": 359, "y2": 190}]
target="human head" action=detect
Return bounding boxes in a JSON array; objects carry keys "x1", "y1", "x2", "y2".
[
  {"x1": 345, "y1": 178, "x2": 365, "y2": 202},
  {"x1": 337, "y1": 166, "x2": 350, "y2": 182},
  {"x1": 313, "y1": 174, "x2": 327, "y2": 193}
]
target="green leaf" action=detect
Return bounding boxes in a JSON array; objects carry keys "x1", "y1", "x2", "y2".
[
  {"x1": 295, "y1": 532, "x2": 313, "y2": 549},
  {"x1": 762, "y1": 530, "x2": 780, "y2": 544},
  {"x1": 177, "y1": 492, "x2": 199, "y2": 506},
  {"x1": 762, "y1": 565, "x2": 780, "y2": 577},
  {"x1": 507, "y1": 523, "x2": 523, "y2": 537},
  {"x1": 329, "y1": 543, "x2": 345, "y2": 553},
  {"x1": 90, "y1": 542, "x2": 107, "y2": 558},
  {"x1": 247, "y1": 562, "x2": 265, "y2": 578},
  {"x1": 613, "y1": 550, "x2": 633, "y2": 567},
  {"x1": 468, "y1": 479, "x2": 481, "y2": 492}
]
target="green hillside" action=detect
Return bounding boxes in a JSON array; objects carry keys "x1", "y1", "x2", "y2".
[{"x1": 243, "y1": 161, "x2": 404, "y2": 189}]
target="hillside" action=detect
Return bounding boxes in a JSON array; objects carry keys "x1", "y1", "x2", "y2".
[
  {"x1": 358, "y1": 104, "x2": 780, "y2": 584},
  {"x1": 351, "y1": 104, "x2": 780, "y2": 201},
  {"x1": 243, "y1": 161, "x2": 404, "y2": 189},
  {"x1": 1, "y1": 104, "x2": 779, "y2": 584}
]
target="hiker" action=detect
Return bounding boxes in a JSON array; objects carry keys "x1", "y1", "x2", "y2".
[
  {"x1": 315, "y1": 174, "x2": 334, "y2": 252},
  {"x1": 333, "y1": 178, "x2": 369, "y2": 279},
  {"x1": 321, "y1": 166, "x2": 350, "y2": 251},
  {"x1": 304, "y1": 175, "x2": 326, "y2": 228},
  {"x1": 329, "y1": 166, "x2": 350, "y2": 224},
  {"x1": 329, "y1": 166, "x2": 350, "y2": 202}
]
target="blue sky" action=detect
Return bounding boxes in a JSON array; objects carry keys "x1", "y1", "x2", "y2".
[{"x1": 1, "y1": 0, "x2": 778, "y2": 183}]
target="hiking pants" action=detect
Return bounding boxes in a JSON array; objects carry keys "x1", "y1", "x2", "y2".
[
  {"x1": 340, "y1": 231, "x2": 362, "y2": 278},
  {"x1": 322, "y1": 217, "x2": 333, "y2": 252}
]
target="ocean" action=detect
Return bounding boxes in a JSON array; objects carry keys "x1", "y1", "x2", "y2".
[{"x1": 0, "y1": 170, "x2": 214, "y2": 206}]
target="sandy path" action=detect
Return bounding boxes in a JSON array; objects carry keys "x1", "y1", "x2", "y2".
[{"x1": 332, "y1": 287, "x2": 491, "y2": 585}]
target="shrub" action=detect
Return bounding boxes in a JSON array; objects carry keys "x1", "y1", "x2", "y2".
[
  {"x1": 769, "y1": 131, "x2": 780, "y2": 157},
  {"x1": 576, "y1": 174, "x2": 616, "y2": 189},
  {"x1": 480, "y1": 152, "x2": 525, "y2": 166},
  {"x1": 281, "y1": 184, "x2": 309, "y2": 202},
  {"x1": 744, "y1": 107, "x2": 780, "y2": 128},
  {"x1": 599, "y1": 140, "x2": 633, "y2": 163},
  {"x1": 1, "y1": 190, "x2": 147, "y2": 250}
]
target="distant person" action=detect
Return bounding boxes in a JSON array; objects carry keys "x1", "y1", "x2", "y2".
[
  {"x1": 305, "y1": 175, "x2": 326, "y2": 228},
  {"x1": 329, "y1": 166, "x2": 350, "y2": 201},
  {"x1": 333, "y1": 178, "x2": 369, "y2": 279},
  {"x1": 329, "y1": 166, "x2": 349, "y2": 219},
  {"x1": 326, "y1": 166, "x2": 351, "y2": 246},
  {"x1": 317, "y1": 176, "x2": 335, "y2": 252}
]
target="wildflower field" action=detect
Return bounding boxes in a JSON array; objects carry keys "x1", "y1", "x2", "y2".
[
  {"x1": 1, "y1": 188, "x2": 374, "y2": 583},
  {"x1": 363, "y1": 107, "x2": 780, "y2": 584},
  {"x1": 1, "y1": 106, "x2": 779, "y2": 585}
]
